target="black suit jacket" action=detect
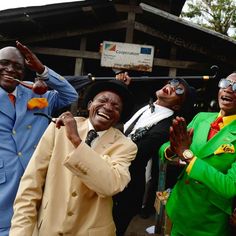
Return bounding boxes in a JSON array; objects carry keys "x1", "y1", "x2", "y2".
[{"x1": 113, "y1": 115, "x2": 174, "y2": 235}]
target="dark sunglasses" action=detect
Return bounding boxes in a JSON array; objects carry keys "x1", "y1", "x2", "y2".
[
  {"x1": 218, "y1": 78, "x2": 236, "y2": 92},
  {"x1": 167, "y1": 79, "x2": 185, "y2": 95}
]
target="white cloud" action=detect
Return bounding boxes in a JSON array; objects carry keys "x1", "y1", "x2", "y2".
[{"x1": 0, "y1": 0, "x2": 83, "y2": 11}]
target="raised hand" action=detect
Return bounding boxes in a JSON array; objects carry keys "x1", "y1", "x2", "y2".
[
  {"x1": 16, "y1": 41, "x2": 45, "y2": 74},
  {"x1": 169, "y1": 116, "x2": 193, "y2": 159},
  {"x1": 115, "y1": 72, "x2": 131, "y2": 85},
  {"x1": 56, "y1": 111, "x2": 82, "y2": 148}
]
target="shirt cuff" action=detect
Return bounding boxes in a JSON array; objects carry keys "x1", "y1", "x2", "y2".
[
  {"x1": 186, "y1": 156, "x2": 197, "y2": 174},
  {"x1": 36, "y1": 66, "x2": 48, "y2": 80},
  {"x1": 164, "y1": 146, "x2": 177, "y2": 161}
]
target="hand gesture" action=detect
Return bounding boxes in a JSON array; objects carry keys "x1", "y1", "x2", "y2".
[
  {"x1": 169, "y1": 116, "x2": 193, "y2": 159},
  {"x1": 115, "y1": 71, "x2": 131, "y2": 85},
  {"x1": 56, "y1": 111, "x2": 82, "y2": 148},
  {"x1": 16, "y1": 41, "x2": 45, "y2": 74}
]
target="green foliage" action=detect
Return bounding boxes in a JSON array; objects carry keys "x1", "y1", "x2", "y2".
[{"x1": 181, "y1": 0, "x2": 236, "y2": 36}]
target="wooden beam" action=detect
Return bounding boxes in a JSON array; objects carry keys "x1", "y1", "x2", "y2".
[
  {"x1": 153, "y1": 58, "x2": 209, "y2": 71},
  {"x1": 134, "y1": 21, "x2": 235, "y2": 66},
  {"x1": 31, "y1": 46, "x2": 208, "y2": 70},
  {"x1": 31, "y1": 47, "x2": 101, "y2": 59},
  {"x1": 24, "y1": 20, "x2": 128, "y2": 43},
  {"x1": 125, "y1": 0, "x2": 136, "y2": 43}
]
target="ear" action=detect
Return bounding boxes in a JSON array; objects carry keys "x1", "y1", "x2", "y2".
[{"x1": 87, "y1": 100, "x2": 92, "y2": 110}]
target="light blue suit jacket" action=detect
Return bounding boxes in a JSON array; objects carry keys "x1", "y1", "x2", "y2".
[{"x1": 0, "y1": 68, "x2": 78, "y2": 229}]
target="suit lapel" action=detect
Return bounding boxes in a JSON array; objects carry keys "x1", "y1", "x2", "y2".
[
  {"x1": 195, "y1": 119, "x2": 236, "y2": 159},
  {"x1": 77, "y1": 118, "x2": 89, "y2": 141},
  {"x1": 191, "y1": 113, "x2": 217, "y2": 151},
  {"x1": 93, "y1": 127, "x2": 118, "y2": 152},
  {"x1": 0, "y1": 88, "x2": 15, "y2": 120},
  {"x1": 14, "y1": 86, "x2": 30, "y2": 127}
]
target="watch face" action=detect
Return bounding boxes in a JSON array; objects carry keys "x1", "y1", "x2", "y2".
[{"x1": 183, "y1": 149, "x2": 194, "y2": 159}]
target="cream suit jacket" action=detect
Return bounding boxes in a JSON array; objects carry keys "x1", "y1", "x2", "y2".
[{"x1": 10, "y1": 117, "x2": 137, "y2": 236}]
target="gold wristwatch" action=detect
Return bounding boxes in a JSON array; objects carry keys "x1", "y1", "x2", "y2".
[{"x1": 182, "y1": 149, "x2": 194, "y2": 161}]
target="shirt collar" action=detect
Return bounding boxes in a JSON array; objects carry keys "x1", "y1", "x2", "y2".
[
  {"x1": 219, "y1": 112, "x2": 236, "y2": 128},
  {"x1": 9, "y1": 87, "x2": 17, "y2": 97},
  {"x1": 87, "y1": 119, "x2": 107, "y2": 137}
]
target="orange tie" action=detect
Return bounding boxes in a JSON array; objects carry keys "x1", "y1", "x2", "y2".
[
  {"x1": 207, "y1": 116, "x2": 223, "y2": 140},
  {"x1": 8, "y1": 94, "x2": 16, "y2": 106}
]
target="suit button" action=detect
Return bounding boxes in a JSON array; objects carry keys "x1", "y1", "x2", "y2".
[
  {"x1": 18, "y1": 152, "x2": 22, "y2": 157},
  {"x1": 27, "y1": 125, "x2": 32, "y2": 129},
  {"x1": 58, "y1": 233, "x2": 63, "y2": 236},
  {"x1": 67, "y1": 211, "x2": 73, "y2": 216},
  {"x1": 12, "y1": 130, "x2": 16, "y2": 135},
  {"x1": 71, "y1": 192, "x2": 77, "y2": 197}
]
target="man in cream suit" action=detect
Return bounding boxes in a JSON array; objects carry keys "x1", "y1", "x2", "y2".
[
  {"x1": 160, "y1": 72, "x2": 236, "y2": 236},
  {"x1": 9, "y1": 80, "x2": 137, "y2": 236}
]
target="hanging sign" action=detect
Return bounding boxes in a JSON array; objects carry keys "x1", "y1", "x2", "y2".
[{"x1": 101, "y1": 41, "x2": 154, "y2": 72}]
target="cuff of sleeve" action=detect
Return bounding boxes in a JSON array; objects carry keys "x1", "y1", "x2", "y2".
[
  {"x1": 186, "y1": 156, "x2": 197, "y2": 174},
  {"x1": 164, "y1": 146, "x2": 177, "y2": 161},
  {"x1": 36, "y1": 66, "x2": 49, "y2": 80}
]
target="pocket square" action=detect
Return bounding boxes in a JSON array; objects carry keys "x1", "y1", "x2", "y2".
[
  {"x1": 27, "y1": 98, "x2": 48, "y2": 110},
  {"x1": 214, "y1": 144, "x2": 235, "y2": 155}
]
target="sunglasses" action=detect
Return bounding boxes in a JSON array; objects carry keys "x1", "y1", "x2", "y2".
[
  {"x1": 218, "y1": 78, "x2": 236, "y2": 92},
  {"x1": 167, "y1": 79, "x2": 185, "y2": 95}
]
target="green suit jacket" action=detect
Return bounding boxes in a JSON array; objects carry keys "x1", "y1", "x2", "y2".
[{"x1": 159, "y1": 112, "x2": 236, "y2": 236}]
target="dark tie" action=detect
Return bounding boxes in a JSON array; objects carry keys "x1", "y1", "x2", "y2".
[
  {"x1": 8, "y1": 94, "x2": 16, "y2": 106},
  {"x1": 207, "y1": 116, "x2": 223, "y2": 140},
  {"x1": 124, "y1": 112, "x2": 144, "y2": 136},
  {"x1": 85, "y1": 130, "x2": 98, "y2": 146}
]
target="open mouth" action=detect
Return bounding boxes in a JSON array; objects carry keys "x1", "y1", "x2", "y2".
[
  {"x1": 163, "y1": 87, "x2": 171, "y2": 95},
  {"x1": 1, "y1": 74, "x2": 16, "y2": 81},
  {"x1": 97, "y1": 111, "x2": 110, "y2": 120},
  {"x1": 221, "y1": 95, "x2": 233, "y2": 102}
]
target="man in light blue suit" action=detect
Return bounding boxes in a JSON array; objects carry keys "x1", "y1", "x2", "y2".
[{"x1": 0, "y1": 41, "x2": 78, "y2": 236}]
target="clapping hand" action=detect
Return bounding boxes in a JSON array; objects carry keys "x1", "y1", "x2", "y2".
[{"x1": 169, "y1": 116, "x2": 193, "y2": 160}]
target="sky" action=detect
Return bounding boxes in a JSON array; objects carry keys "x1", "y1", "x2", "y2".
[{"x1": 0, "y1": 0, "x2": 83, "y2": 11}]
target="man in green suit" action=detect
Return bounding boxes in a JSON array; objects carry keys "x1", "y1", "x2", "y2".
[{"x1": 159, "y1": 72, "x2": 236, "y2": 236}]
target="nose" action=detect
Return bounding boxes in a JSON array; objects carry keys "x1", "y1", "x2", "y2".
[
  {"x1": 103, "y1": 102, "x2": 113, "y2": 111},
  {"x1": 224, "y1": 85, "x2": 234, "y2": 93},
  {"x1": 168, "y1": 84, "x2": 176, "y2": 93}
]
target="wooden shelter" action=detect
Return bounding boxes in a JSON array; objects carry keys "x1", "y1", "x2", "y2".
[{"x1": 0, "y1": 0, "x2": 236, "y2": 111}]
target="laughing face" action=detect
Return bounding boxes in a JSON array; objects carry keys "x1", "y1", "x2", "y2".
[
  {"x1": 155, "y1": 81, "x2": 187, "y2": 111},
  {"x1": 88, "y1": 90, "x2": 123, "y2": 131},
  {"x1": 0, "y1": 47, "x2": 25, "y2": 93},
  {"x1": 218, "y1": 73, "x2": 236, "y2": 116}
]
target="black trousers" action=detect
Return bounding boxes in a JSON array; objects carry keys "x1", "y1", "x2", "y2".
[{"x1": 113, "y1": 160, "x2": 146, "y2": 235}]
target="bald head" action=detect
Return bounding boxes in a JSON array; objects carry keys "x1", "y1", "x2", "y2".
[
  {"x1": 0, "y1": 46, "x2": 25, "y2": 92},
  {"x1": 0, "y1": 47, "x2": 24, "y2": 65}
]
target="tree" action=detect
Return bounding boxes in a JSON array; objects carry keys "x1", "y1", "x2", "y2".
[{"x1": 181, "y1": 0, "x2": 236, "y2": 36}]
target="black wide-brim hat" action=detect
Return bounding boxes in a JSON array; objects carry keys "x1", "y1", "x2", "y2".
[{"x1": 83, "y1": 80, "x2": 134, "y2": 122}]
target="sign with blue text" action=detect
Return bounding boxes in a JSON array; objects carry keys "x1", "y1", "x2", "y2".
[{"x1": 101, "y1": 41, "x2": 154, "y2": 72}]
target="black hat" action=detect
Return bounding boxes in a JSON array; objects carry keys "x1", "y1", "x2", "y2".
[{"x1": 83, "y1": 80, "x2": 134, "y2": 122}]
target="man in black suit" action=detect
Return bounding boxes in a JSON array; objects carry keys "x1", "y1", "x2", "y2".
[{"x1": 113, "y1": 73, "x2": 196, "y2": 235}]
